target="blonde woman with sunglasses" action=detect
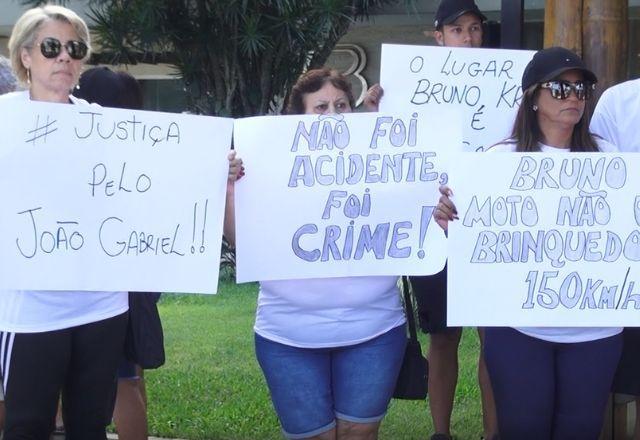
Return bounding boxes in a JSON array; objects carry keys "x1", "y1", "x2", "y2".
[
  {"x1": 434, "y1": 47, "x2": 623, "y2": 440},
  {"x1": 0, "y1": 6, "x2": 128, "y2": 439}
]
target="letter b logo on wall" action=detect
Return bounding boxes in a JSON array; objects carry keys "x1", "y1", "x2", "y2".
[{"x1": 326, "y1": 44, "x2": 368, "y2": 108}]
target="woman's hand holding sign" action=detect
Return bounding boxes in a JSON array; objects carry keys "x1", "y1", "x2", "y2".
[{"x1": 434, "y1": 185, "x2": 458, "y2": 231}]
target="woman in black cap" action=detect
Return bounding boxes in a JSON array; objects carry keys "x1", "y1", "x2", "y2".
[
  {"x1": 434, "y1": 46, "x2": 623, "y2": 439},
  {"x1": 591, "y1": 62, "x2": 640, "y2": 440}
]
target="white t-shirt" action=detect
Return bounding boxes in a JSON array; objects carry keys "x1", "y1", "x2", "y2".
[
  {"x1": 0, "y1": 91, "x2": 128, "y2": 333},
  {"x1": 486, "y1": 140, "x2": 622, "y2": 343},
  {"x1": 590, "y1": 78, "x2": 640, "y2": 152},
  {"x1": 256, "y1": 276, "x2": 405, "y2": 348}
]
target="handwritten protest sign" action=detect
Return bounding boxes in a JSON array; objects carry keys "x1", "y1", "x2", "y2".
[
  {"x1": 448, "y1": 152, "x2": 640, "y2": 326},
  {"x1": 379, "y1": 44, "x2": 535, "y2": 152},
  {"x1": 0, "y1": 99, "x2": 233, "y2": 294},
  {"x1": 233, "y1": 109, "x2": 461, "y2": 282}
]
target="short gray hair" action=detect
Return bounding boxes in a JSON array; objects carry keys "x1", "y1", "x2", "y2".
[
  {"x1": 0, "y1": 56, "x2": 18, "y2": 94},
  {"x1": 8, "y1": 5, "x2": 91, "y2": 85}
]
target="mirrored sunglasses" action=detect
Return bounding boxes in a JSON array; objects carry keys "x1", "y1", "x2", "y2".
[
  {"x1": 39, "y1": 37, "x2": 88, "y2": 60},
  {"x1": 539, "y1": 80, "x2": 595, "y2": 101}
]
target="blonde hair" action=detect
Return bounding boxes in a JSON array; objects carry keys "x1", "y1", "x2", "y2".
[{"x1": 8, "y1": 5, "x2": 90, "y2": 85}]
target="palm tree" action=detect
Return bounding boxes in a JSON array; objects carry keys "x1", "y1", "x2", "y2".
[
  {"x1": 23, "y1": 0, "x2": 413, "y2": 273},
  {"x1": 24, "y1": 0, "x2": 413, "y2": 116}
]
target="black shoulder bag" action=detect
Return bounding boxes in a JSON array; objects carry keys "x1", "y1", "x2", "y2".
[
  {"x1": 124, "y1": 292, "x2": 165, "y2": 369},
  {"x1": 393, "y1": 276, "x2": 428, "y2": 400}
]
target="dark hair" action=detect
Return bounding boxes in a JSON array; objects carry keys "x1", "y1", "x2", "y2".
[
  {"x1": 114, "y1": 71, "x2": 143, "y2": 110},
  {"x1": 509, "y1": 82, "x2": 599, "y2": 152},
  {"x1": 73, "y1": 67, "x2": 143, "y2": 110},
  {"x1": 285, "y1": 68, "x2": 354, "y2": 115}
]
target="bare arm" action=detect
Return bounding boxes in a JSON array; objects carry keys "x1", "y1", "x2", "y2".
[{"x1": 223, "y1": 150, "x2": 243, "y2": 247}]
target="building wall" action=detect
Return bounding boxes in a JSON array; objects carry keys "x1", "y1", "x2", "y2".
[{"x1": 1, "y1": 0, "x2": 640, "y2": 113}]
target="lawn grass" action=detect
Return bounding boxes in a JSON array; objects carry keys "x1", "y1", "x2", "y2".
[{"x1": 144, "y1": 281, "x2": 483, "y2": 439}]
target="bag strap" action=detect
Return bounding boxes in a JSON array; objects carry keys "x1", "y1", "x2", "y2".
[{"x1": 401, "y1": 276, "x2": 418, "y2": 343}]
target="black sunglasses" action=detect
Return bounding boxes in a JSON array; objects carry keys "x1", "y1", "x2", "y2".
[
  {"x1": 539, "y1": 80, "x2": 595, "y2": 101},
  {"x1": 39, "y1": 37, "x2": 88, "y2": 60}
]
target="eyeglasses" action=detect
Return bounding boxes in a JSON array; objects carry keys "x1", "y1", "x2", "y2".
[
  {"x1": 539, "y1": 80, "x2": 595, "y2": 101},
  {"x1": 38, "y1": 37, "x2": 88, "y2": 60}
]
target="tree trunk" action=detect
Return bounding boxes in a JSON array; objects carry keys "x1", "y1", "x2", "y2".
[
  {"x1": 543, "y1": 0, "x2": 583, "y2": 55},
  {"x1": 544, "y1": 0, "x2": 628, "y2": 100},
  {"x1": 582, "y1": 0, "x2": 628, "y2": 99},
  {"x1": 543, "y1": 7, "x2": 629, "y2": 435}
]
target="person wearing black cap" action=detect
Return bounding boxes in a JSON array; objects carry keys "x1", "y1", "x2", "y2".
[
  {"x1": 434, "y1": 46, "x2": 623, "y2": 439},
  {"x1": 590, "y1": 68, "x2": 640, "y2": 440},
  {"x1": 433, "y1": 0, "x2": 486, "y2": 48},
  {"x1": 363, "y1": 0, "x2": 486, "y2": 111},
  {"x1": 365, "y1": 2, "x2": 497, "y2": 440}
]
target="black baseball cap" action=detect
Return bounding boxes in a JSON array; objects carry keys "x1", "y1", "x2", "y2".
[
  {"x1": 434, "y1": 0, "x2": 487, "y2": 29},
  {"x1": 521, "y1": 46, "x2": 598, "y2": 91}
]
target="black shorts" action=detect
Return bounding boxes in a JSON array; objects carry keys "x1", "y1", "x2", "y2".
[{"x1": 410, "y1": 265, "x2": 459, "y2": 334}]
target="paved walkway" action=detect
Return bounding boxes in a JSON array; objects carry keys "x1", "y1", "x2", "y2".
[
  {"x1": 50, "y1": 434, "x2": 185, "y2": 440},
  {"x1": 107, "y1": 435, "x2": 185, "y2": 440}
]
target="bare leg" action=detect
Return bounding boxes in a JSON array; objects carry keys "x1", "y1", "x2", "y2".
[
  {"x1": 113, "y1": 375, "x2": 148, "y2": 440},
  {"x1": 634, "y1": 397, "x2": 640, "y2": 440},
  {"x1": 55, "y1": 399, "x2": 63, "y2": 431},
  {"x1": 137, "y1": 368, "x2": 147, "y2": 407},
  {"x1": 336, "y1": 420, "x2": 380, "y2": 440},
  {"x1": 428, "y1": 328, "x2": 462, "y2": 435},
  {"x1": 307, "y1": 427, "x2": 336, "y2": 440},
  {"x1": 477, "y1": 328, "x2": 498, "y2": 439},
  {"x1": 0, "y1": 399, "x2": 4, "y2": 432}
]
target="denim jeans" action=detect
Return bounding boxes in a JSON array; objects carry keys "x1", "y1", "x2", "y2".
[{"x1": 255, "y1": 324, "x2": 407, "y2": 439}]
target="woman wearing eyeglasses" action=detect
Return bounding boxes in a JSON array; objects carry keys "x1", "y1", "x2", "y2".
[
  {"x1": 0, "y1": 6, "x2": 128, "y2": 439},
  {"x1": 435, "y1": 47, "x2": 623, "y2": 439}
]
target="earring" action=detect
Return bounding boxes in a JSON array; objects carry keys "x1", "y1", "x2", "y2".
[
  {"x1": 532, "y1": 104, "x2": 538, "y2": 111},
  {"x1": 26, "y1": 68, "x2": 31, "y2": 85}
]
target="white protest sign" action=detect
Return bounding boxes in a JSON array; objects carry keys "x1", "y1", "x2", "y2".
[
  {"x1": 0, "y1": 99, "x2": 233, "y2": 294},
  {"x1": 234, "y1": 109, "x2": 462, "y2": 282},
  {"x1": 448, "y1": 152, "x2": 640, "y2": 326},
  {"x1": 379, "y1": 44, "x2": 535, "y2": 152}
]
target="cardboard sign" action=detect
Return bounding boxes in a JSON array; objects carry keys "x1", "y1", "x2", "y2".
[
  {"x1": 234, "y1": 110, "x2": 462, "y2": 282},
  {"x1": 448, "y1": 152, "x2": 640, "y2": 326},
  {"x1": 0, "y1": 99, "x2": 233, "y2": 294},
  {"x1": 379, "y1": 44, "x2": 535, "y2": 152}
]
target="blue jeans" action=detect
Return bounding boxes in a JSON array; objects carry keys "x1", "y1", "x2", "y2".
[{"x1": 255, "y1": 325, "x2": 407, "y2": 439}]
